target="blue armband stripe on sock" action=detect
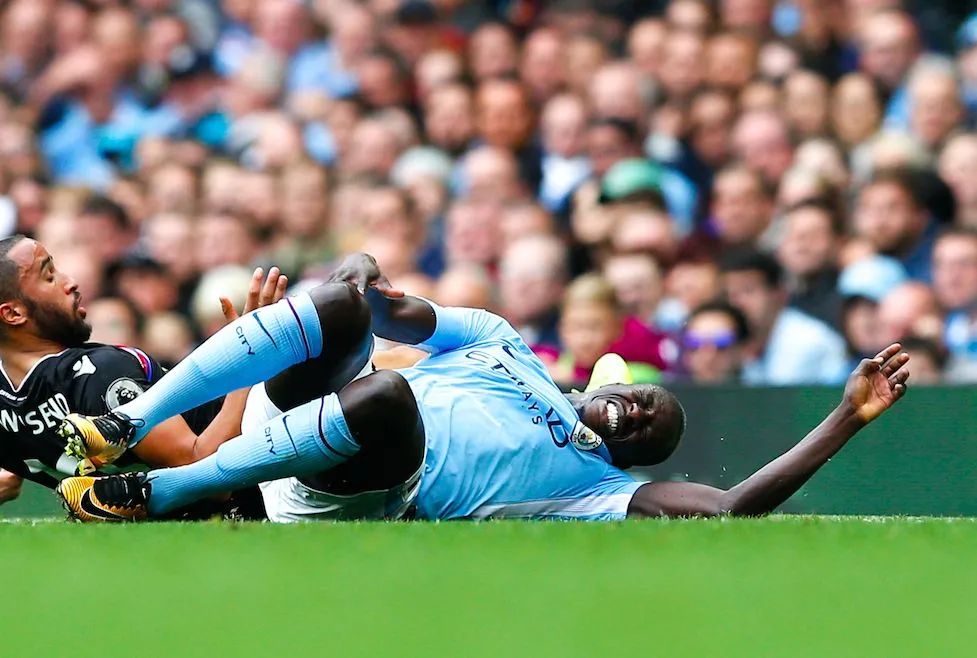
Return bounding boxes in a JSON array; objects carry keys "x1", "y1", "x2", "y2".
[
  {"x1": 287, "y1": 297, "x2": 312, "y2": 360},
  {"x1": 317, "y1": 396, "x2": 356, "y2": 459}
]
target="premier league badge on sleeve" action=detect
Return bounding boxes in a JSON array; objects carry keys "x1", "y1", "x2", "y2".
[
  {"x1": 105, "y1": 378, "x2": 144, "y2": 410},
  {"x1": 570, "y1": 422, "x2": 603, "y2": 451}
]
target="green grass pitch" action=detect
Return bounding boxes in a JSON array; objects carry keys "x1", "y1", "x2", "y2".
[{"x1": 1, "y1": 517, "x2": 975, "y2": 657}]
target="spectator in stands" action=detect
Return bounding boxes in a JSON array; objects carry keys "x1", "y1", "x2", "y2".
[
  {"x1": 831, "y1": 73, "x2": 884, "y2": 150},
  {"x1": 474, "y1": 78, "x2": 540, "y2": 192},
  {"x1": 194, "y1": 212, "x2": 258, "y2": 271},
  {"x1": 423, "y1": 82, "x2": 475, "y2": 157},
  {"x1": 782, "y1": 69, "x2": 831, "y2": 140},
  {"x1": 286, "y1": 5, "x2": 373, "y2": 97},
  {"x1": 143, "y1": 211, "x2": 197, "y2": 290},
  {"x1": 564, "y1": 32, "x2": 608, "y2": 97},
  {"x1": 776, "y1": 198, "x2": 844, "y2": 328},
  {"x1": 603, "y1": 252, "x2": 665, "y2": 328},
  {"x1": 657, "y1": 257, "x2": 723, "y2": 332},
  {"x1": 879, "y1": 283, "x2": 943, "y2": 347},
  {"x1": 860, "y1": 9, "x2": 922, "y2": 128},
  {"x1": 900, "y1": 335, "x2": 948, "y2": 384},
  {"x1": 933, "y1": 229, "x2": 977, "y2": 381},
  {"x1": 87, "y1": 296, "x2": 144, "y2": 347},
  {"x1": 434, "y1": 265, "x2": 494, "y2": 310},
  {"x1": 498, "y1": 235, "x2": 568, "y2": 351},
  {"x1": 413, "y1": 49, "x2": 464, "y2": 104},
  {"x1": 77, "y1": 195, "x2": 137, "y2": 268},
  {"x1": 659, "y1": 31, "x2": 706, "y2": 104},
  {"x1": 680, "y1": 300, "x2": 751, "y2": 384},
  {"x1": 686, "y1": 164, "x2": 772, "y2": 259},
  {"x1": 721, "y1": 249, "x2": 848, "y2": 385},
  {"x1": 627, "y1": 18, "x2": 668, "y2": 80},
  {"x1": 687, "y1": 88, "x2": 736, "y2": 173},
  {"x1": 467, "y1": 22, "x2": 519, "y2": 82},
  {"x1": 4, "y1": 0, "x2": 977, "y2": 397},
  {"x1": 730, "y1": 110, "x2": 794, "y2": 188},
  {"x1": 143, "y1": 312, "x2": 195, "y2": 369},
  {"x1": 520, "y1": 27, "x2": 565, "y2": 106},
  {"x1": 55, "y1": 247, "x2": 105, "y2": 303},
  {"x1": 0, "y1": 0, "x2": 51, "y2": 99},
  {"x1": 853, "y1": 167, "x2": 940, "y2": 282},
  {"x1": 343, "y1": 117, "x2": 401, "y2": 179},
  {"x1": 595, "y1": 158, "x2": 697, "y2": 237},
  {"x1": 610, "y1": 209, "x2": 679, "y2": 267},
  {"x1": 837, "y1": 255, "x2": 911, "y2": 367},
  {"x1": 461, "y1": 146, "x2": 526, "y2": 203},
  {"x1": 705, "y1": 31, "x2": 757, "y2": 95},
  {"x1": 938, "y1": 132, "x2": 977, "y2": 227},
  {"x1": 588, "y1": 61, "x2": 652, "y2": 127},
  {"x1": 499, "y1": 201, "x2": 554, "y2": 246},
  {"x1": 544, "y1": 274, "x2": 672, "y2": 389},
  {"x1": 539, "y1": 93, "x2": 591, "y2": 213},
  {"x1": 667, "y1": 0, "x2": 713, "y2": 34},
  {"x1": 110, "y1": 253, "x2": 180, "y2": 317},
  {"x1": 444, "y1": 198, "x2": 501, "y2": 270},
  {"x1": 907, "y1": 56, "x2": 966, "y2": 152}
]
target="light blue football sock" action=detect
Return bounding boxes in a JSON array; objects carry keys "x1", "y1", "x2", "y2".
[
  {"x1": 116, "y1": 293, "x2": 323, "y2": 443},
  {"x1": 146, "y1": 393, "x2": 357, "y2": 515}
]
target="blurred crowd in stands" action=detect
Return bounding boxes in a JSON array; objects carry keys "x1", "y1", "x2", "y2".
[{"x1": 2, "y1": 0, "x2": 977, "y2": 388}]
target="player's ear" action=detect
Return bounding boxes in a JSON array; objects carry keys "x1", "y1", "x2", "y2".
[{"x1": 0, "y1": 300, "x2": 28, "y2": 327}]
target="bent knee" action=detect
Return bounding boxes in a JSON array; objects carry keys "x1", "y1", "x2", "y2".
[
  {"x1": 362, "y1": 370, "x2": 416, "y2": 416},
  {"x1": 308, "y1": 282, "x2": 371, "y2": 338}
]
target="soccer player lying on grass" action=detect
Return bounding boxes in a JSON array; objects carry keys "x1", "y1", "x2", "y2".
[
  {"x1": 55, "y1": 253, "x2": 910, "y2": 522},
  {"x1": 0, "y1": 235, "x2": 287, "y2": 518}
]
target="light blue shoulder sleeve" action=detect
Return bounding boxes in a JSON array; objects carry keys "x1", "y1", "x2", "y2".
[{"x1": 416, "y1": 302, "x2": 520, "y2": 354}]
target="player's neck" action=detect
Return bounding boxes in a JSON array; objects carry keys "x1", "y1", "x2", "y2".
[{"x1": 0, "y1": 337, "x2": 65, "y2": 387}]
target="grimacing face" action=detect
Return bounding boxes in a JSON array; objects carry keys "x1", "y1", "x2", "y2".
[{"x1": 575, "y1": 384, "x2": 686, "y2": 468}]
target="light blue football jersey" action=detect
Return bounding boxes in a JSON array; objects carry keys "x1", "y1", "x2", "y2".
[{"x1": 399, "y1": 303, "x2": 645, "y2": 521}]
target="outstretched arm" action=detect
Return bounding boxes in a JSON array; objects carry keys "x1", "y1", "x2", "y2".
[{"x1": 628, "y1": 345, "x2": 910, "y2": 519}]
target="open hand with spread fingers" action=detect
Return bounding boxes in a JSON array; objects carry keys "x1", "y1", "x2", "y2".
[
  {"x1": 843, "y1": 343, "x2": 911, "y2": 425},
  {"x1": 220, "y1": 266, "x2": 289, "y2": 324}
]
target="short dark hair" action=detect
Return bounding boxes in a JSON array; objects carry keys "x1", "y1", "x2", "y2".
[
  {"x1": 587, "y1": 117, "x2": 640, "y2": 145},
  {"x1": 863, "y1": 167, "x2": 925, "y2": 210},
  {"x1": 685, "y1": 299, "x2": 751, "y2": 343},
  {"x1": 782, "y1": 196, "x2": 845, "y2": 236},
  {"x1": 645, "y1": 386, "x2": 686, "y2": 465},
  {"x1": 80, "y1": 195, "x2": 130, "y2": 230},
  {"x1": 719, "y1": 248, "x2": 783, "y2": 288},
  {"x1": 0, "y1": 235, "x2": 27, "y2": 305},
  {"x1": 900, "y1": 335, "x2": 948, "y2": 370}
]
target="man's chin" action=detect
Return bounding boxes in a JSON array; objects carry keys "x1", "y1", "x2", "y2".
[{"x1": 61, "y1": 323, "x2": 93, "y2": 348}]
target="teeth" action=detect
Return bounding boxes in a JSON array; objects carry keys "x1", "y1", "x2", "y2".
[{"x1": 606, "y1": 402, "x2": 619, "y2": 434}]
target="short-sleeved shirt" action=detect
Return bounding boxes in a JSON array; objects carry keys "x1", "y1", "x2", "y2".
[
  {"x1": 0, "y1": 344, "x2": 221, "y2": 486},
  {"x1": 400, "y1": 305, "x2": 644, "y2": 521}
]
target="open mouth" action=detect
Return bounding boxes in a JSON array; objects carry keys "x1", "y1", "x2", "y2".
[{"x1": 603, "y1": 398, "x2": 624, "y2": 436}]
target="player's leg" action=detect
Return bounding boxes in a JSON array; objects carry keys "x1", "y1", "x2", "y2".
[
  {"x1": 261, "y1": 286, "x2": 374, "y2": 414},
  {"x1": 59, "y1": 282, "x2": 371, "y2": 456},
  {"x1": 57, "y1": 371, "x2": 425, "y2": 521}
]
